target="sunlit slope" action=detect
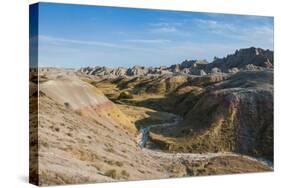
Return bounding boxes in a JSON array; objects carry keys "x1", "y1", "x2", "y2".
[
  {"x1": 39, "y1": 71, "x2": 135, "y2": 132},
  {"x1": 35, "y1": 70, "x2": 168, "y2": 185}
]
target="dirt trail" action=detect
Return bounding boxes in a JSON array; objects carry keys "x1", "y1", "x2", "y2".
[{"x1": 137, "y1": 113, "x2": 273, "y2": 169}]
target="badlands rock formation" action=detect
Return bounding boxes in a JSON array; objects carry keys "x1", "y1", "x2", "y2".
[
  {"x1": 148, "y1": 70, "x2": 273, "y2": 161},
  {"x1": 80, "y1": 47, "x2": 273, "y2": 77},
  {"x1": 30, "y1": 47, "x2": 273, "y2": 186}
]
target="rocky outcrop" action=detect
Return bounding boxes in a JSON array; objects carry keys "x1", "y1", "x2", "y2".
[
  {"x1": 211, "y1": 67, "x2": 222, "y2": 74},
  {"x1": 126, "y1": 65, "x2": 149, "y2": 76},
  {"x1": 211, "y1": 47, "x2": 273, "y2": 70},
  {"x1": 149, "y1": 70, "x2": 273, "y2": 161},
  {"x1": 79, "y1": 47, "x2": 273, "y2": 77}
]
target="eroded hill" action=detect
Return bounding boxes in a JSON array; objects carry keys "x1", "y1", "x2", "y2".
[
  {"x1": 80, "y1": 47, "x2": 273, "y2": 77},
  {"x1": 148, "y1": 70, "x2": 273, "y2": 161},
  {"x1": 87, "y1": 69, "x2": 273, "y2": 163}
]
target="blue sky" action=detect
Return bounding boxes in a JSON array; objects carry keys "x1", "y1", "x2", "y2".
[{"x1": 36, "y1": 2, "x2": 273, "y2": 68}]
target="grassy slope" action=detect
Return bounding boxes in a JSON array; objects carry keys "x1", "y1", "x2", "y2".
[{"x1": 149, "y1": 71, "x2": 273, "y2": 161}]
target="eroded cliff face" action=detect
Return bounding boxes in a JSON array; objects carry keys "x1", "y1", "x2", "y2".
[
  {"x1": 80, "y1": 47, "x2": 273, "y2": 77},
  {"x1": 149, "y1": 70, "x2": 273, "y2": 161},
  {"x1": 211, "y1": 47, "x2": 273, "y2": 69}
]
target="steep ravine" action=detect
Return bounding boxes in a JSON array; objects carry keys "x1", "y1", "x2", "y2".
[
  {"x1": 84, "y1": 69, "x2": 273, "y2": 170},
  {"x1": 137, "y1": 112, "x2": 273, "y2": 169},
  {"x1": 137, "y1": 116, "x2": 183, "y2": 148}
]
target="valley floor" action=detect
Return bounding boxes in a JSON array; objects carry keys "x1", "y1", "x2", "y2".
[
  {"x1": 90, "y1": 76, "x2": 272, "y2": 172},
  {"x1": 117, "y1": 102, "x2": 273, "y2": 169}
]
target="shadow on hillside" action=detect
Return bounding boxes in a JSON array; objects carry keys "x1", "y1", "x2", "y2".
[
  {"x1": 134, "y1": 111, "x2": 177, "y2": 130},
  {"x1": 120, "y1": 91, "x2": 202, "y2": 118}
]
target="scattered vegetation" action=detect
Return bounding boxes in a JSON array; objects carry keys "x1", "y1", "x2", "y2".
[
  {"x1": 120, "y1": 170, "x2": 130, "y2": 178},
  {"x1": 118, "y1": 91, "x2": 133, "y2": 99},
  {"x1": 66, "y1": 132, "x2": 72, "y2": 137},
  {"x1": 64, "y1": 102, "x2": 71, "y2": 109},
  {"x1": 104, "y1": 169, "x2": 117, "y2": 179}
]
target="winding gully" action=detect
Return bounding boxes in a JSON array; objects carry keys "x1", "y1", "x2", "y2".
[{"x1": 137, "y1": 114, "x2": 273, "y2": 169}]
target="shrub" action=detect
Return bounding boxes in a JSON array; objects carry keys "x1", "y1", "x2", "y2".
[
  {"x1": 121, "y1": 170, "x2": 130, "y2": 178},
  {"x1": 64, "y1": 102, "x2": 71, "y2": 109},
  {"x1": 104, "y1": 169, "x2": 117, "y2": 179},
  {"x1": 118, "y1": 91, "x2": 133, "y2": 99},
  {"x1": 66, "y1": 132, "x2": 72, "y2": 137},
  {"x1": 115, "y1": 161, "x2": 123, "y2": 167}
]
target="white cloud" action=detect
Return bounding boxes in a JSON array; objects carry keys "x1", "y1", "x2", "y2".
[
  {"x1": 125, "y1": 39, "x2": 171, "y2": 44},
  {"x1": 196, "y1": 19, "x2": 218, "y2": 28},
  {"x1": 235, "y1": 25, "x2": 273, "y2": 48},
  {"x1": 193, "y1": 18, "x2": 273, "y2": 49},
  {"x1": 150, "y1": 22, "x2": 183, "y2": 27},
  {"x1": 194, "y1": 19, "x2": 235, "y2": 32},
  {"x1": 148, "y1": 21, "x2": 185, "y2": 33},
  {"x1": 150, "y1": 26, "x2": 178, "y2": 33},
  {"x1": 38, "y1": 35, "x2": 169, "y2": 54},
  {"x1": 39, "y1": 35, "x2": 132, "y2": 49}
]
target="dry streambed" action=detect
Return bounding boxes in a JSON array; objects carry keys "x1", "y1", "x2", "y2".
[
  {"x1": 137, "y1": 113, "x2": 273, "y2": 169},
  {"x1": 85, "y1": 74, "x2": 273, "y2": 176}
]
